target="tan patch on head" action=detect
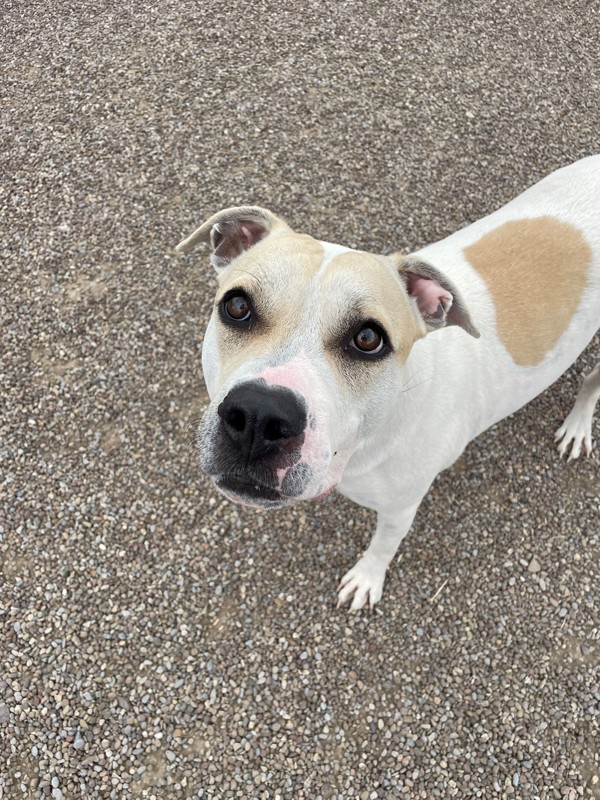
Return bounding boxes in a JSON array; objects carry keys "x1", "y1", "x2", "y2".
[
  {"x1": 213, "y1": 239, "x2": 423, "y2": 394},
  {"x1": 217, "y1": 229, "x2": 325, "y2": 292},
  {"x1": 214, "y1": 230, "x2": 325, "y2": 383},
  {"x1": 320, "y1": 251, "x2": 422, "y2": 362},
  {"x1": 464, "y1": 217, "x2": 592, "y2": 366},
  {"x1": 315, "y1": 251, "x2": 424, "y2": 396}
]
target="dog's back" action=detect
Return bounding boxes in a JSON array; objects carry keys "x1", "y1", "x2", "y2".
[{"x1": 412, "y1": 155, "x2": 600, "y2": 442}]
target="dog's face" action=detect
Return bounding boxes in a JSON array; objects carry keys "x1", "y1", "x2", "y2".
[{"x1": 177, "y1": 207, "x2": 478, "y2": 508}]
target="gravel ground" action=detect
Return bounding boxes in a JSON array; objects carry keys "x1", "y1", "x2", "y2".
[{"x1": 1, "y1": 1, "x2": 599, "y2": 798}]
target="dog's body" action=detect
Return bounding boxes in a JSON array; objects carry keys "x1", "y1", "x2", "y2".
[{"x1": 178, "y1": 156, "x2": 600, "y2": 609}]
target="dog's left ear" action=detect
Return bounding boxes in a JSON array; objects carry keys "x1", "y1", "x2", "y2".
[
  {"x1": 394, "y1": 255, "x2": 480, "y2": 338},
  {"x1": 176, "y1": 206, "x2": 287, "y2": 270}
]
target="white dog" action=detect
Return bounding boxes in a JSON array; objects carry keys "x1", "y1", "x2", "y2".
[{"x1": 177, "y1": 156, "x2": 600, "y2": 609}]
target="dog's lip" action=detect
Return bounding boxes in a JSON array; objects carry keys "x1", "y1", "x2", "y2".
[
  {"x1": 315, "y1": 484, "x2": 337, "y2": 500},
  {"x1": 216, "y1": 476, "x2": 283, "y2": 503},
  {"x1": 214, "y1": 475, "x2": 337, "y2": 506}
]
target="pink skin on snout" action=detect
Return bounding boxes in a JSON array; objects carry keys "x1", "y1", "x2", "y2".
[{"x1": 258, "y1": 360, "x2": 312, "y2": 396}]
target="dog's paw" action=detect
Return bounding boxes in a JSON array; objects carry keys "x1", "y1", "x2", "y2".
[
  {"x1": 555, "y1": 413, "x2": 593, "y2": 461},
  {"x1": 337, "y1": 553, "x2": 387, "y2": 611}
]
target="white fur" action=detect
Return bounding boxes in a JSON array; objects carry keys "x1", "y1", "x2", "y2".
[{"x1": 336, "y1": 156, "x2": 600, "y2": 608}]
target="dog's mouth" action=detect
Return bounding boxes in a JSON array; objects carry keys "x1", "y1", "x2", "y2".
[
  {"x1": 214, "y1": 474, "x2": 338, "y2": 509},
  {"x1": 215, "y1": 476, "x2": 287, "y2": 507}
]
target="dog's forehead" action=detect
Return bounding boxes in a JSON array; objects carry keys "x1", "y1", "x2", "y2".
[
  {"x1": 217, "y1": 229, "x2": 400, "y2": 303},
  {"x1": 217, "y1": 229, "x2": 325, "y2": 292},
  {"x1": 318, "y1": 248, "x2": 403, "y2": 300}
]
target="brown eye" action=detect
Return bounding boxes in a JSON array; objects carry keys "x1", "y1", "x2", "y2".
[
  {"x1": 223, "y1": 293, "x2": 251, "y2": 322},
  {"x1": 352, "y1": 326, "x2": 384, "y2": 353}
]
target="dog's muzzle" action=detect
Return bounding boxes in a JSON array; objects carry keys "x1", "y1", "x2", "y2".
[{"x1": 208, "y1": 381, "x2": 312, "y2": 506}]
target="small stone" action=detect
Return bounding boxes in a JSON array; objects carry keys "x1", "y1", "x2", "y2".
[{"x1": 527, "y1": 556, "x2": 541, "y2": 573}]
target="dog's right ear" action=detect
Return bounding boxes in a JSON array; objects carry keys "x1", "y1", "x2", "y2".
[{"x1": 176, "y1": 206, "x2": 286, "y2": 271}]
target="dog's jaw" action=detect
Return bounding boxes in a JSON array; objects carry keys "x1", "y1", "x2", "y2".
[{"x1": 214, "y1": 475, "x2": 339, "y2": 509}]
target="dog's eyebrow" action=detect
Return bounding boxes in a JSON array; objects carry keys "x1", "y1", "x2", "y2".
[
  {"x1": 326, "y1": 302, "x2": 392, "y2": 344},
  {"x1": 215, "y1": 271, "x2": 265, "y2": 307},
  {"x1": 223, "y1": 267, "x2": 264, "y2": 289}
]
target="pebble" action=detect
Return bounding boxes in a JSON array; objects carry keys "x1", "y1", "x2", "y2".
[{"x1": 527, "y1": 556, "x2": 542, "y2": 573}]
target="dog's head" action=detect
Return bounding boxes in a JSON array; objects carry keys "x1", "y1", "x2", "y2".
[{"x1": 177, "y1": 206, "x2": 479, "y2": 508}]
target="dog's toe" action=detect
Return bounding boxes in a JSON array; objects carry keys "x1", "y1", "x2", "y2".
[
  {"x1": 337, "y1": 554, "x2": 386, "y2": 611},
  {"x1": 555, "y1": 417, "x2": 593, "y2": 461}
]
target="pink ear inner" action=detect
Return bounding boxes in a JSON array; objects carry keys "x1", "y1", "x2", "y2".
[
  {"x1": 214, "y1": 219, "x2": 269, "y2": 263},
  {"x1": 405, "y1": 273, "x2": 453, "y2": 317}
]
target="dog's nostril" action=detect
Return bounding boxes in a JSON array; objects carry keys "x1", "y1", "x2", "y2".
[
  {"x1": 226, "y1": 407, "x2": 246, "y2": 432},
  {"x1": 263, "y1": 418, "x2": 284, "y2": 441}
]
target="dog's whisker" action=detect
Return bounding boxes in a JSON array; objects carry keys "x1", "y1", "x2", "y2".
[
  {"x1": 399, "y1": 375, "x2": 433, "y2": 395},
  {"x1": 401, "y1": 366, "x2": 433, "y2": 392}
]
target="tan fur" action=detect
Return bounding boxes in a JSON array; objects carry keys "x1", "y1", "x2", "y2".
[
  {"x1": 313, "y1": 251, "x2": 423, "y2": 395},
  {"x1": 214, "y1": 231, "x2": 325, "y2": 382},
  {"x1": 464, "y1": 217, "x2": 592, "y2": 366},
  {"x1": 321, "y1": 252, "x2": 423, "y2": 363},
  {"x1": 217, "y1": 228, "x2": 325, "y2": 291},
  {"x1": 214, "y1": 242, "x2": 424, "y2": 390}
]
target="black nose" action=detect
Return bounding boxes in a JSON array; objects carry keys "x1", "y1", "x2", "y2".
[{"x1": 218, "y1": 382, "x2": 307, "y2": 462}]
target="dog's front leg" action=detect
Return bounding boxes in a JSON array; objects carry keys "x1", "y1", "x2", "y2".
[{"x1": 337, "y1": 501, "x2": 421, "y2": 610}]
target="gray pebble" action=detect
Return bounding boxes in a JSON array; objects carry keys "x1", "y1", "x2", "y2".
[{"x1": 527, "y1": 556, "x2": 542, "y2": 573}]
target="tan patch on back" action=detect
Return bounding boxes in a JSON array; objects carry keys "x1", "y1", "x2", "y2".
[{"x1": 464, "y1": 217, "x2": 592, "y2": 366}]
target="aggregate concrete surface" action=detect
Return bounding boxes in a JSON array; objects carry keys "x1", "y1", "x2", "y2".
[{"x1": 1, "y1": 0, "x2": 599, "y2": 798}]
